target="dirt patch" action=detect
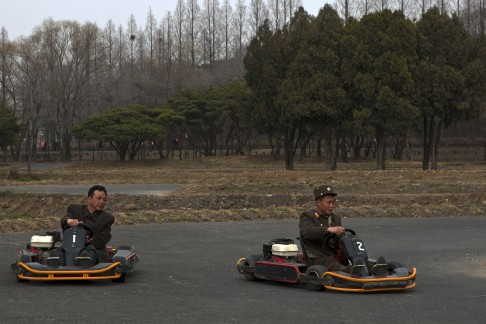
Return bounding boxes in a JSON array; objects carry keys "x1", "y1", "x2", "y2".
[{"x1": 0, "y1": 156, "x2": 485, "y2": 233}]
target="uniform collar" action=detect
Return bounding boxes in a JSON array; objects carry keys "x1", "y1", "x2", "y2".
[{"x1": 315, "y1": 211, "x2": 332, "y2": 219}]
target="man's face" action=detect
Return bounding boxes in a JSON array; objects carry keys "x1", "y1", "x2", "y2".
[
  {"x1": 315, "y1": 195, "x2": 337, "y2": 215},
  {"x1": 88, "y1": 190, "x2": 107, "y2": 212}
]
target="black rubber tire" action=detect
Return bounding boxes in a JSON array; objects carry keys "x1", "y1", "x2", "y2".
[
  {"x1": 242, "y1": 254, "x2": 263, "y2": 281},
  {"x1": 117, "y1": 245, "x2": 133, "y2": 250},
  {"x1": 387, "y1": 261, "x2": 405, "y2": 270},
  {"x1": 19, "y1": 255, "x2": 32, "y2": 263},
  {"x1": 16, "y1": 275, "x2": 29, "y2": 283},
  {"x1": 112, "y1": 273, "x2": 127, "y2": 283},
  {"x1": 304, "y1": 265, "x2": 328, "y2": 291}
]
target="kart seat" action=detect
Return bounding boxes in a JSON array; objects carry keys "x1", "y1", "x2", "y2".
[
  {"x1": 297, "y1": 236, "x2": 311, "y2": 265},
  {"x1": 59, "y1": 226, "x2": 91, "y2": 266}
]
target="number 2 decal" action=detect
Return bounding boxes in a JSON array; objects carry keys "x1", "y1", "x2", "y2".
[{"x1": 357, "y1": 242, "x2": 364, "y2": 251}]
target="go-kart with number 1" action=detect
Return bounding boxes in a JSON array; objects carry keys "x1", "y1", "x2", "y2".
[{"x1": 11, "y1": 223, "x2": 139, "y2": 282}]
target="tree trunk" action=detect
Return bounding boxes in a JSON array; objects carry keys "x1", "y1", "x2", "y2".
[
  {"x1": 331, "y1": 125, "x2": 343, "y2": 171},
  {"x1": 10, "y1": 143, "x2": 21, "y2": 162},
  {"x1": 352, "y1": 135, "x2": 365, "y2": 159},
  {"x1": 340, "y1": 135, "x2": 348, "y2": 163},
  {"x1": 24, "y1": 120, "x2": 33, "y2": 177},
  {"x1": 284, "y1": 128, "x2": 295, "y2": 171},
  {"x1": 324, "y1": 127, "x2": 334, "y2": 170},
  {"x1": 431, "y1": 117, "x2": 443, "y2": 170},
  {"x1": 375, "y1": 128, "x2": 386, "y2": 170},
  {"x1": 316, "y1": 136, "x2": 322, "y2": 157},
  {"x1": 57, "y1": 126, "x2": 72, "y2": 163},
  {"x1": 422, "y1": 114, "x2": 432, "y2": 170}
]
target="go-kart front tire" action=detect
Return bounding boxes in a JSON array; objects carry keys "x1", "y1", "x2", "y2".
[
  {"x1": 242, "y1": 254, "x2": 263, "y2": 281},
  {"x1": 112, "y1": 273, "x2": 126, "y2": 283},
  {"x1": 304, "y1": 265, "x2": 328, "y2": 291},
  {"x1": 16, "y1": 275, "x2": 28, "y2": 283},
  {"x1": 387, "y1": 260, "x2": 404, "y2": 270}
]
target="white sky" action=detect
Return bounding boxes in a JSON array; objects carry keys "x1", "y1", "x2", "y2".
[{"x1": 0, "y1": 0, "x2": 328, "y2": 40}]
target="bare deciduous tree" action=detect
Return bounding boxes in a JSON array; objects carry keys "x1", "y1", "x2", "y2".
[
  {"x1": 145, "y1": 7, "x2": 158, "y2": 64},
  {"x1": 233, "y1": 0, "x2": 248, "y2": 58},
  {"x1": 249, "y1": 0, "x2": 268, "y2": 36},
  {"x1": 174, "y1": 0, "x2": 186, "y2": 65}
]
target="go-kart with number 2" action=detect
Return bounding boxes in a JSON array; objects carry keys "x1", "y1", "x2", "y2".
[{"x1": 237, "y1": 229, "x2": 416, "y2": 292}]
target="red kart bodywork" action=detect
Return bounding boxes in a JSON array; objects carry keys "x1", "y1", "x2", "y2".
[{"x1": 237, "y1": 234, "x2": 417, "y2": 293}]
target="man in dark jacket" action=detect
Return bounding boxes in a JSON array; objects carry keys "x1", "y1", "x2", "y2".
[
  {"x1": 60, "y1": 185, "x2": 114, "y2": 263},
  {"x1": 299, "y1": 185, "x2": 366, "y2": 275}
]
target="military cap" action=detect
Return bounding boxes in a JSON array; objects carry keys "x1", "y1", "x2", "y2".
[{"x1": 314, "y1": 185, "x2": 337, "y2": 200}]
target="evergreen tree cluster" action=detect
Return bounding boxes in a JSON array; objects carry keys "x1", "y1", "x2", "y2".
[{"x1": 244, "y1": 6, "x2": 486, "y2": 170}]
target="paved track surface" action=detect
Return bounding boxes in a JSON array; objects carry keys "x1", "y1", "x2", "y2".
[{"x1": 1, "y1": 217, "x2": 485, "y2": 323}]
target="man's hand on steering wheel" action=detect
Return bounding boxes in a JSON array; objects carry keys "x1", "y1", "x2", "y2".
[
  {"x1": 327, "y1": 226, "x2": 345, "y2": 235},
  {"x1": 66, "y1": 218, "x2": 81, "y2": 227},
  {"x1": 64, "y1": 220, "x2": 94, "y2": 243}
]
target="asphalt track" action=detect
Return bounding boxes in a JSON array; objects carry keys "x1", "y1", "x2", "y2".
[{"x1": 1, "y1": 217, "x2": 485, "y2": 323}]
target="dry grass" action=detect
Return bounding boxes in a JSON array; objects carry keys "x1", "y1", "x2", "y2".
[{"x1": 1, "y1": 156, "x2": 485, "y2": 232}]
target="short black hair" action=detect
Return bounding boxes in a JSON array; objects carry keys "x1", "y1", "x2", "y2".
[{"x1": 88, "y1": 185, "x2": 107, "y2": 197}]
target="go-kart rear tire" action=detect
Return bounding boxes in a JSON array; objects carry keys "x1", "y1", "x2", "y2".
[
  {"x1": 242, "y1": 254, "x2": 263, "y2": 281},
  {"x1": 304, "y1": 265, "x2": 327, "y2": 291},
  {"x1": 19, "y1": 255, "x2": 32, "y2": 263}
]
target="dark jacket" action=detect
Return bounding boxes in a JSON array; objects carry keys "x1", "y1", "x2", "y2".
[
  {"x1": 299, "y1": 209, "x2": 342, "y2": 258},
  {"x1": 60, "y1": 204, "x2": 115, "y2": 261}
]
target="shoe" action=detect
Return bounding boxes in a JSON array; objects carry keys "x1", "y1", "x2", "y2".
[
  {"x1": 76, "y1": 250, "x2": 92, "y2": 267},
  {"x1": 371, "y1": 256, "x2": 388, "y2": 277},
  {"x1": 350, "y1": 257, "x2": 365, "y2": 276}
]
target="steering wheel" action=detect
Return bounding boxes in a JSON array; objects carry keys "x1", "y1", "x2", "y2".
[
  {"x1": 325, "y1": 228, "x2": 357, "y2": 250},
  {"x1": 62, "y1": 222, "x2": 94, "y2": 238},
  {"x1": 78, "y1": 223, "x2": 94, "y2": 238},
  {"x1": 325, "y1": 233, "x2": 341, "y2": 251}
]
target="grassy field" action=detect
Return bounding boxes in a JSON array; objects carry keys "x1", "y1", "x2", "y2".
[{"x1": 0, "y1": 156, "x2": 485, "y2": 233}]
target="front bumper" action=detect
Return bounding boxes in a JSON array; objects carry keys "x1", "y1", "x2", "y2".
[
  {"x1": 303, "y1": 267, "x2": 417, "y2": 292},
  {"x1": 13, "y1": 261, "x2": 123, "y2": 281}
]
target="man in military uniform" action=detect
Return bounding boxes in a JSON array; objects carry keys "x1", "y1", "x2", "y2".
[{"x1": 299, "y1": 185, "x2": 366, "y2": 275}]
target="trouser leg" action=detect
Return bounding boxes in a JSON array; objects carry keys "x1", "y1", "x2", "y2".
[
  {"x1": 96, "y1": 248, "x2": 109, "y2": 263},
  {"x1": 310, "y1": 255, "x2": 347, "y2": 272},
  {"x1": 83, "y1": 244, "x2": 98, "y2": 265}
]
